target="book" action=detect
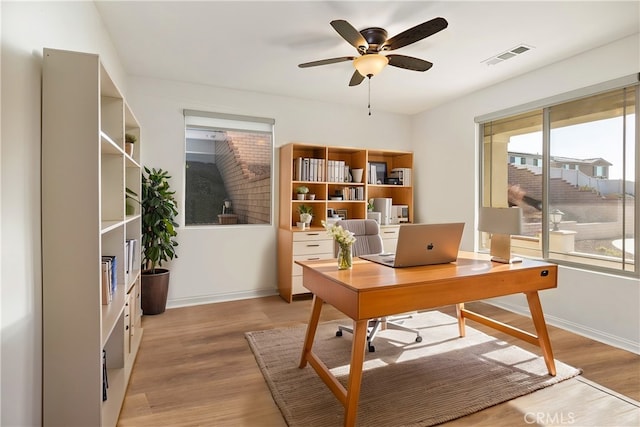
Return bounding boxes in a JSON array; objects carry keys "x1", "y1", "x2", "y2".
[
  {"x1": 102, "y1": 255, "x2": 117, "y2": 295},
  {"x1": 102, "y1": 349, "x2": 108, "y2": 401},
  {"x1": 101, "y1": 261, "x2": 111, "y2": 305}
]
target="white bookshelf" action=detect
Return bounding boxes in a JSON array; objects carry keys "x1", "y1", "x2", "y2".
[{"x1": 42, "y1": 48, "x2": 143, "y2": 427}]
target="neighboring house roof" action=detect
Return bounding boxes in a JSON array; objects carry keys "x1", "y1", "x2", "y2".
[
  {"x1": 509, "y1": 151, "x2": 612, "y2": 166},
  {"x1": 551, "y1": 156, "x2": 612, "y2": 166}
]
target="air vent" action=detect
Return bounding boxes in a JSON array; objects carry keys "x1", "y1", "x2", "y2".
[{"x1": 483, "y1": 44, "x2": 533, "y2": 66}]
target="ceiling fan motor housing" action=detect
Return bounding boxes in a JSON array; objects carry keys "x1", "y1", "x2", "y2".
[{"x1": 360, "y1": 27, "x2": 389, "y2": 52}]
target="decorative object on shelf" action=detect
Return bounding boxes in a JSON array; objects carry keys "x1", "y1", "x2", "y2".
[
  {"x1": 308, "y1": 193, "x2": 316, "y2": 200},
  {"x1": 351, "y1": 168, "x2": 364, "y2": 183},
  {"x1": 296, "y1": 221, "x2": 306, "y2": 230},
  {"x1": 297, "y1": 204, "x2": 313, "y2": 225},
  {"x1": 345, "y1": 166, "x2": 352, "y2": 182},
  {"x1": 336, "y1": 209, "x2": 348, "y2": 220},
  {"x1": 322, "y1": 220, "x2": 356, "y2": 270},
  {"x1": 369, "y1": 161, "x2": 387, "y2": 184},
  {"x1": 141, "y1": 167, "x2": 179, "y2": 315},
  {"x1": 296, "y1": 185, "x2": 309, "y2": 200},
  {"x1": 125, "y1": 133, "x2": 136, "y2": 156},
  {"x1": 367, "y1": 198, "x2": 374, "y2": 212}
]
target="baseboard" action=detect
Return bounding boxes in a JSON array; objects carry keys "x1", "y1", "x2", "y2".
[
  {"x1": 486, "y1": 300, "x2": 640, "y2": 355},
  {"x1": 166, "y1": 288, "x2": 279, "y2": 309}
]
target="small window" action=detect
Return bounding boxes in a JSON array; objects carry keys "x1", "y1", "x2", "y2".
[{"x1": 183, "y1": 110, "x2": 274, "y2": 226}]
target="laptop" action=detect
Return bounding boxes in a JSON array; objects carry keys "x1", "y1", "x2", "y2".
[{"x1": 360, "y1": 222, "x2": 465, "y2": 268}]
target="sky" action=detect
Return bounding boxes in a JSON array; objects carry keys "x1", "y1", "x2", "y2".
[{"x1": 509, "y1": 115, "x2": 636, "y2": 181}]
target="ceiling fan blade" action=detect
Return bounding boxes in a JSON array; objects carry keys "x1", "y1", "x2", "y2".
[
  {"x1": 387, "y1": 54, "x2": 433, "y2": 72},
  {"x1": 298, "y1": 56, "x2": 356, "y2": 68},
  {"x1": 381, "y1": 17, "x2": 448, "y2": 51},
  {"x1": 349, "y1": 70, "x2": 365, "y2": 87},
  {"x1": 331, "y1": 20, "x2": 369, "y2": 54}
]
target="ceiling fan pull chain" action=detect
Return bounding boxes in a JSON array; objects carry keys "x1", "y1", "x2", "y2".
[{"x1": 368, "y1": 77, "x2": 372, "y2": 116}]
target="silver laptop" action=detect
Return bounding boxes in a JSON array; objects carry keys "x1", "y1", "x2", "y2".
[{"x1": 360, "y1": 222, "x2": 465, "y2": 268}]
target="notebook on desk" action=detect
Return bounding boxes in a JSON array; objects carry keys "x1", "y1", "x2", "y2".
[{"x1": 360, "y1": 222, "x2": 465, "y2": 268}]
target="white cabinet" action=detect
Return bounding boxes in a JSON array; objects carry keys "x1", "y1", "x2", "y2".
[
  {"x1": 42, "y1": 48, "x2": 143, "y2": 427},
  {"x1": 380, "y1": 225, "x2": 401, "y2": 253},
  {"x1": 291, "y1": 232, "x2": 334, "y2": 295}
]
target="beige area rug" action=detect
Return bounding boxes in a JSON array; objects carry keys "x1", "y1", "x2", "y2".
[{"x1": 245, "y1": 311, "x2": 582, "y2": 427}]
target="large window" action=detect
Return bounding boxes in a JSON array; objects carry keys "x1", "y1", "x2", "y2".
[
  {"x1": 479, "y1": 77, "x2": 638, "y2": 276},
  {"x1": 184, "y1": 110, "x2": 274, "y2": 226}
]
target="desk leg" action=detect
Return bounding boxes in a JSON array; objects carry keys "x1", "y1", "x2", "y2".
[
  {"x1": 299, "y1": 295, "x2": 324, "y2": 369},
  {"x1": 344, "y1": 319, "x2": 368, "y2": 427},
  {"x1": 456, "y1": 303, "x2": 466, "y2": 337},
  {"x1": 526, "y1": 291, "x2": 557, "y2": 376}
]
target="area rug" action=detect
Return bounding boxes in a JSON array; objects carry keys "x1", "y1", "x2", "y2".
[{"x1": 245, "y1": 311, "x2": 581, "y2": 427}]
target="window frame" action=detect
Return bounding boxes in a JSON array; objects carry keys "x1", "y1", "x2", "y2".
[{"x1": 476, "y1": 74, "x2": 640, "y2": 278}]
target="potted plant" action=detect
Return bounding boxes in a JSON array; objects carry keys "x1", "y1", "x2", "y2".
[
  {"x1": 125, "y1": 133, "x2": 137, "y2": 157},
  {"x1": 141, "y1": 167, "x2": 179, "y2": 315},
  {"x1": 296, "y1": 185, "x2": 309, "y2": 200},
  {"x1": 298, "y1": 204, "x2": 313, "y2": 225}
]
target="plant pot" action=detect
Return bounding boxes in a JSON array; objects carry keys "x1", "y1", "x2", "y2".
[
  {"x1": 300, "y1": 213, "x2": 312, "y2": 224},
  {"x1": 125, "y1": 142, "x2": 134, "y2": 156},
  {"x1": 297, "y1": 194, "x2": 305, "y2": 200},
  {"x1": 141, "y1": 268, "x2": 170, "y2": 315}
]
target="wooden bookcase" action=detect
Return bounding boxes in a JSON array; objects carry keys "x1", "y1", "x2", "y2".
[
  {"x1": 277, "y1": 142, "x2": 413, "y2": 302},
  {"x1": 42, "y1": 48, "x2": 143, "y2": 427}
]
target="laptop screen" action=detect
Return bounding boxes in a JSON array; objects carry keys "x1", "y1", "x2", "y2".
[{"x1": 361, "y1": 222, "x2": 464, "y2": 268}]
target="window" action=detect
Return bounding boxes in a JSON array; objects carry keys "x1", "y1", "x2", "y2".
[
  {"x1": 479, "y1": 77, "x2": 638, "y2": 276},
  {"x1": 183, "y1": 110, "x2": 274, "y2": 226}
]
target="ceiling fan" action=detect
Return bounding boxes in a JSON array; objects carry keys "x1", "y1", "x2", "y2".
[{"x1": 298, "y1": 17, "x2": 448, "y2": 87}]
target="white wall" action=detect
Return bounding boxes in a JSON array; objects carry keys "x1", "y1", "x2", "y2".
[
  {"x1": 411, "y1": 34, "x2": 640, "y2": 353},
  {"x1": 1, "y1": 2, "x2": 126, "y2": 425},
  {"x1": 1, "y1": 2, "x2": 638, "y2": 426},
  {"x1": 127, "y1": 77, "x2": 410, "y2": 307}
]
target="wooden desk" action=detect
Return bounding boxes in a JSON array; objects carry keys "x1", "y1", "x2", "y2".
[{"x1": 297, "y1": 251, "x2": 557, "y2": 427}]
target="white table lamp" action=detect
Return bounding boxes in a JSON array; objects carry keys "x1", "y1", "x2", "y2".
[{"x1": 478, "y1": 207, "x2": 523, "y2": 263}]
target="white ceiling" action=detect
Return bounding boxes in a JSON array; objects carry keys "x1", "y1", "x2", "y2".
[{"x1": 95, "y1": 1, "x2": 639, "y2": 115}]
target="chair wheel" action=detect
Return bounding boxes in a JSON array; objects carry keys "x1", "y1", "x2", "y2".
[
  {"x1": 368, "y1": 344, "x2": 375, "y2": 352},
  {"x1": 415, "y1": 336, "x2": 423, "y2": 343},
  {"x1": 336, "y1": 330, "x2": 343, "y2": 337}
]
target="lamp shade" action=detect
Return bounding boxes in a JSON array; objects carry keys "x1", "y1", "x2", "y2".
[
  {"x1": 478, "y1": 207, "x2": 523, "y2": 235},
  {"x1": 353, "y1": 54, "x2": 389, "y2": 77}
]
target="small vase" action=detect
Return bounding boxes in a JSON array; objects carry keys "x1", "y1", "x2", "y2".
[{"x1": 337, "y1": 243, "x2": 353, "y2": 270}]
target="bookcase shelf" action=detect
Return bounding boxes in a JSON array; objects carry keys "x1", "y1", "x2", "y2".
[
  {"x1": 277, "y1": 142, "x2": 413, "y2": 302},
  {"x1": 42, "y1": 48, "x2": 143, "y2": 427}
]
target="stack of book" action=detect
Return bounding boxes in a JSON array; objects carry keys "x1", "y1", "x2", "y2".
[
  {"x1": 101, "y1": 256, "x2": 117, "y2": 305},
  {"x1": 293, "y1": 157, "x2": 325, "y2": 182}
]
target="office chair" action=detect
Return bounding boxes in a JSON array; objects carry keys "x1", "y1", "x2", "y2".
[{"x1": 334, "y1": 219, "x2": 422, "y2": 352}]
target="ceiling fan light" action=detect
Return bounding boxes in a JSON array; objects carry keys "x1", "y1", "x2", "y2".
[{"x1": 353, "y1": 54, "x2": 389, "y2": 77}]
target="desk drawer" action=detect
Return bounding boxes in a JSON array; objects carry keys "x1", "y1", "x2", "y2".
[
  {"x1": 380, "y1": 225, "x2": 400, "y2": 239},
  {"x1": 293, "y1": 239, "x2": 333, "y2": 255},
  {"x1": 293, "y1": 231, "x2": 328, "y2": 242},
  {"x1": 293, "y1": 253, "x2": 334, "y2": 276}
]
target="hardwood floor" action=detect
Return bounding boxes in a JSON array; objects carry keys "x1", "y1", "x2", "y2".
[{"x1": 118, "y1": 296, "x2": 639, "y2": 426}]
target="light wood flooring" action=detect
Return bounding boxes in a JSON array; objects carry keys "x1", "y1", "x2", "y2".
[{"x1": 117, "y1": 296, "x2": 639, "y2": 426}]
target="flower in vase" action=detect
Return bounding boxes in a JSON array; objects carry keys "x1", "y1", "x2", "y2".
[{"x1": 321, "y1": 220, "x2": 356, "y2": 246}]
